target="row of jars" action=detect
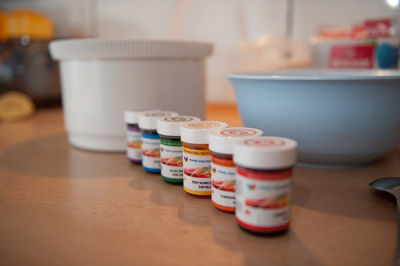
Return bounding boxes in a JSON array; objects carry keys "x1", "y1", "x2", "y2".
[{"x1": 124, "y1": 110, "x2": 297, "y2": 235}]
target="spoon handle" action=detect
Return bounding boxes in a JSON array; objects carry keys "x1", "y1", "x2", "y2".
[{"x1": 396, "y1": 199, "x2": 400, "y2": 266}]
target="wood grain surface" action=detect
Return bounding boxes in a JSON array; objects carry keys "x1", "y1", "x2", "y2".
[{"x1": 0, "y1": 105, "x2": 398, "y2": 266}]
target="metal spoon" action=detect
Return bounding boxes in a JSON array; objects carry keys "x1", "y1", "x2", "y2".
[{"x1": 369, "y1": 177, "x2": 400, "y2": 266}]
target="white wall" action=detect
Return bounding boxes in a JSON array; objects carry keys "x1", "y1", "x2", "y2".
[{"x1": 2, "y1": 0, "x2": 399, "y2": 103}]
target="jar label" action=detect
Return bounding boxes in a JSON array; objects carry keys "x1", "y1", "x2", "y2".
[
  {"x1": 160, "y1": 142, "x2": 183, "y2": 180},
  {"x1": 236, "y1": 172, "x2": 291, "y2": 231},
  {"x1": 182, "y1": 147, "x2": 211, "y2": 195},
  {"x1": 141, "y1": 135, "x2": 161, "y2": 170},
  {"x1": 211, "y1": 161, "x2": 236, "y2": 209},
  {"x1": 126, "y1": 130, "x2": 142, "y2": 161}
]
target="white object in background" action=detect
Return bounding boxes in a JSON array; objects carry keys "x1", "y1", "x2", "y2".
[
  {"x1": 50, "y1": 39, "x2": 213, "y2": 152},
  {"x1": 227, "y1": 34, "x2": 311, "y2": 72}
]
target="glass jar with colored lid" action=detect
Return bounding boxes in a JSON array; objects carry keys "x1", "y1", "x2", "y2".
[
  {"x1": 157, "y1": 115, "x2": 201, "y2": 184},
  {"x1": 124, "y1": 110, "x2": 142, "y2": 164},
  {"x1": 233, "y1": 136, "x2": 297, "y2": 234},
  {"x1": 180, "y1": 121, "x2": 228, "y2": 197},
  {"x1": 209, "y1": 127, "x2": 263, "y2": 212},
  {"x1": 138, "y1": 110, "x2": 178, "y2": 173}
]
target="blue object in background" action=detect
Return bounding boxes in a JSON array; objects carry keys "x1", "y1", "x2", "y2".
[
  {"x1": 376, "y1": 43, "x2": 399, "y2": 69},
  {"x1": 227, "y1": 70, "x2": 400, "y2": 168}
]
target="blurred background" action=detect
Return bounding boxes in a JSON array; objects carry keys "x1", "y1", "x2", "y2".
[{"x1": 0, "y1": 0, "x2": 399, "y2": 108}]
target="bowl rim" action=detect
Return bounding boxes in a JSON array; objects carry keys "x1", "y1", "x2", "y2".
[
  {"x1": 225, "y1": 69, "x2": 400, "y2": 81},
  {"x1": 49, "y1": 38, "x2": 214, "y2": 60}
]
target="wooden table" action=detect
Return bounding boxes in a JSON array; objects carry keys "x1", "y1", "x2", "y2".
[{"x1": 0, "y1": 105, "x2": 398, "y2": 266}]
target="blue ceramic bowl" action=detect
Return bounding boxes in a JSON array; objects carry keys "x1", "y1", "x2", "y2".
[{"x1": 226, "y1": 70, "x2": 400, "y2": 167}]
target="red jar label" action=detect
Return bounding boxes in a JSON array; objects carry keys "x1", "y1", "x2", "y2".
[{"x1": 235, "y1": 168, "x2": 292, "y2": 233}]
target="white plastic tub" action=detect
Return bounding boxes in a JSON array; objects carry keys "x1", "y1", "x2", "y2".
[{"x1": 50, "y1": 39, "x2": 213, "y2": 152}]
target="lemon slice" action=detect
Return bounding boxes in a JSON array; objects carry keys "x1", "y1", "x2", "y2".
[{"x1": 0, "y1": 91, "x2": 35, "y2": 122}]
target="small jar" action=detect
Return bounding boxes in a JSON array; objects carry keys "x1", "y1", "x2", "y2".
[
  {"x1": 180, "y1": 121, "x2": 228, "y2": 197},
  {"x1": 124, "y1": 111, "x2": 142, "y2": 164},
  {"x1": 209, "y1": 127, "x2": 263, "y2": 212},
  {"x1": 157, "y1": 115, "x2": 201, "y2": 184},
  {"x1": 138, "y1": 110, "x2": 178, "y2": 173},
  {"x1": 233, "y1": 136, "x2": 297, "y2": 234}
]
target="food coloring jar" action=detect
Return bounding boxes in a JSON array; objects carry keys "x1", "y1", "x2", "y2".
[
  {"x1": 138, "y1": 110, "x2": 178, "y2": 173},
  {"x1": 124, "y1": 110, "x2": 142, "y2": 164},
  {"x1": 209, "y1": 127, "x2": 263, "y2": 212},
  {"x1": 180, "y1": 121, "x2": 228, "y2": 197},
  {"x1": 233, "y1": 136, "x2": 297, "y2": 234},
  {"x1": 157, "y1": 115, "x2": 201, "y2": 184}
]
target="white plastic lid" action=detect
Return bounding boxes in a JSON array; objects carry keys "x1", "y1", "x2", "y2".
[
  {"x1": 181, "y1": 121, "x2": 228, "y2": 144},
  {"x1": 233, "y1": 136, "x2": 297, "y2": 170},
  {"x1": 209, "y1": 127, "x2": 263, "y2": 154},
  {"x1": 138, "y1": 110, "x2": 179, "y2": 130},
  {"x1": 50, "y1": 39, "x2": 213, "y2": 60},
  {"x1": 124, "y1": 110, "x2": 142, "y2": 124},
  {"x1": 157, "y1": 116, "x2": 201, "y2": 136}
]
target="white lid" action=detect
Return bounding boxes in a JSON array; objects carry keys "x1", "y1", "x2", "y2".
[
  {"x1": 181, "y1": 121, "x2": 228, "y2": 144},
  {"x1": 50, "y1": 39, "x2": 213, "y2": 60},
  {"x1": 138, "y1": 110, "x2": 179, "y2": 130},
  {"x1": 209, "y1": 127, "x2": 263, "y2": 154},
  {"x1": 233, "y1": 136, "x2": 297, "y2": 170},
  {"x1": 124, "y1": 110, "x2": 143, "y2": 124},
  {"x1": 157, "y1": 116, "x2": 201, "y2": 136}
]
